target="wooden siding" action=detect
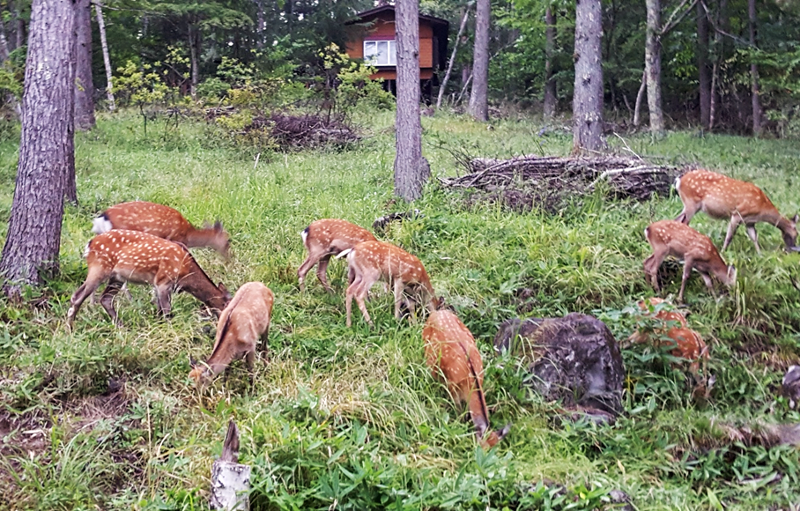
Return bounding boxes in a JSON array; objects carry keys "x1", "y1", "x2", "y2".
[
  {"x1": 371, "y1": 69, "x2": 434, "y2": 81},
  {"x1": 345, "y1": 11, "x2": 436, "y2": 72}
]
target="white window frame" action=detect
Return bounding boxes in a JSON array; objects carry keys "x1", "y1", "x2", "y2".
[{"x1": 363, "y1": 39, "x2": 396, "y2": 66}]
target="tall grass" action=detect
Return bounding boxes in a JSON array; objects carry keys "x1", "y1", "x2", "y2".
[{"x1": 1, "y1": 110, "x2": 799, "y2": 510}]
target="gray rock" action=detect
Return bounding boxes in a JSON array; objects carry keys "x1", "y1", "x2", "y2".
[{"x1": 494, "y1": 313, "x2": 625, "y2": 415}]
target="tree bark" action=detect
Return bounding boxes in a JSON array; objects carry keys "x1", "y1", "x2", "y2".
[
  {"x1": 697, "y1": 0, "x2": 710, "y2": 129},
  {"x1": 393, "y1": 0, "x2": 429, "y2": 202},
  {"x1": 468, "y1": 0, "x2": 490, "y2": 121},
  {"x1": 436, "y1": 3, "x2": 471, "y2": 110},
  {"x1": 633, "y1": 69, "x2": 646, "y2": 127},
  {"x1": 95, "y1": 2, "x2": 116, "y2": 111},
  {"x1": 0, "y1": 0, "x2": 75, "y2": 292},
  {"x1": 543, "y1": 5, "x2": 557, "y2": 119},
  {"x1": 189, "y1": 23, "x2": 200, "y2": 98},
  {"x1": 709, "y1": 0, "x2": 727, "y2": 131},
  {"x1": 74, "y1": 0, "x2": 95, "y2": 132},
  {"x1": 572, "y1": 0, "x2": 605, "y2": 154},
  {"x1": 0, "y1": 15, "x2": 21, "y2": 117},
  {"x1": 14, "y1": 2, "x2": 25, "y2": 50},
  {"x1": 645, "y1": 0, "x2": 664, "y2": 133},
  {"x1": 748, "y1": 0, "x2": 762, "y2": 136},
  {"x1": 255, "y1": 0, "x2": 265, "y2": 49}
]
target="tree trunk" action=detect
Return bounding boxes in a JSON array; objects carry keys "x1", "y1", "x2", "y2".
[
  {"x1": 572, "y1": 0, "x2": 605, "y2": 154},
  {"x1": 645, "y1": 0, "x2": 664, "y2": 133},
  {"x1": 543, "y1": 5, "x2": 557, "y2": 119},
  {"x1": 393, "y1": 0, "x2": 429, "y2": 202},
  {"x1": 468, "y1": 0, "x2": 490, "y2": 121},
  {"x1": 748, "y1": 0, "x2": 762, "y2": 136},
  {"x1": 14, "y1": 3, "x2": 25, "y2": 50},
  {"x1": 0, "y1": 16, "x2": 21, "y2": 117},
  {"x1": 633, "y1": 70, "x2": 646, "y2": 126},
  {"x1": 95, "y1": 3, "x2": 116, "y2": 111},
  {"x1": 0, "y1": 0, "x2": 75, "y2": 292},
  {"x1": 436, "y1": 4, "x2": 471, "y2": 110},
  {"x1": 697, "y1": 0, "x2": 710, "y2": 129},
  {"x1": 189, "y1": 24, "x2": 200, "y2": 98},
  {"x1": 255, "y1": 0, "x2": 265, "y2": 49},
  {"x1": 74, "y1": 0, "x2": 95, "y2": 132},
  {"x1": 709, "y1": 0, "x2": 727, "y2": 131}
]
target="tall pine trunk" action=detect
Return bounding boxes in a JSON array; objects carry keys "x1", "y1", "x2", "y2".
[
  {"x1": 645, "y1": 0, "x2": 664, "y2": 133},
  {"x1": 572, "y1": 0, "x2": 605, "y2": 153},
  {"x1": 1, "y1": 0, "x2": 75, "y2": 292},
  {"x1": 748, "y1": 0, "x2": 762, "y2": 136},
  {"x1": 697, "y1": 0, "x2": 710, "y2": 129},
  {"x1": 189, "y1": 24, "x2": 200, "y2": 98},
  {"x1": 394, "y1": 0, "x2": 429, "y2": 201},
  {"x1": 95, "y1": 3, "x2": 115, "y2": 111},
  {"x1": 436, "y1": 4, "x2": 471, "y2": 110},
  {"x1": 543, "y1": 5, "x2": 557, "y2": 119},
  {"x1": 74, "y1": 0, "x2": 95, "y2": 132},
  {"x1": 469, "y1": 0, "x2": 490, "y2": 121}
]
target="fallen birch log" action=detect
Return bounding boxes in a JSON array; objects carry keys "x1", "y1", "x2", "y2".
[{"x1": 210, "y1": 421, "x2": 251, "y2": 511}]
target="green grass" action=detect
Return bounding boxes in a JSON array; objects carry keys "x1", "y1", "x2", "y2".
[{"x1": 2, "y1": 110, "x2": 800, "y2": 510}]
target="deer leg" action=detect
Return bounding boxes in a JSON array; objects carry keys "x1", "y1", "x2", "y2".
[
  {"x1": 355, "y1": 279, "x2": 374, "y2": 327},
  {"x1": 67, "y1": 275, "x2": 104, "y2": 328},
  {"x1": 643, "y1": 248, "x2": 667, "y2": 292},
  {"x1": 316, "y1": 254, "x2": 334, "y2": 292},
  {"x1": 297, "y1": 250, "x2": 323, "y2": 292},
  {"x1": 99, "y1": 279, "x2": 125, "y2": 327},
  {"x1": 245, "y1": 350, "x2": 256, "y2": 389},
  {"x1": 675, "y1": 201, "x2": 699, "y2": 224},
  {"x1": 745, "y1": 224, "x2": 761, "y2": 254},
  {"x1": 259, "y1": 328, "x2": 270, "y2": 357},
  {"x1": 678, "y1": 257, "x2": 695, "y2": 303},
  {"x1": 699, "y1": 272, "x2": 716, "y2": 297},
  {"x1": 345, "y1": 276, "x2": 361, "y2": 327},
  {"x1": 393, "y1": 278, "x2": 404, "y2": 320},
  {"x1": 722, "y1": 215, "x2": 742, "y2": 251}
]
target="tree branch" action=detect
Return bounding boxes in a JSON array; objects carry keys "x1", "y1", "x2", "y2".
[{"x1": 661, "y1": 0, "x2": 697, "y2": 36}]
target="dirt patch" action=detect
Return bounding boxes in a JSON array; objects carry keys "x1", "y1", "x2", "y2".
[{"x1": 442, "y1": 155, "x2": 686, "y2": 213}]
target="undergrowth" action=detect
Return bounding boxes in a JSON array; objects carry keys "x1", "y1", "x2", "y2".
[{"x1": 1, "y1": 110, "x2": 800, "y2": 510}]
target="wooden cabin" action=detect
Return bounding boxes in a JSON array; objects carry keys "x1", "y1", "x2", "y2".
[{"x1": 345, "y1": 5, "x2": 449, "y2": 98}]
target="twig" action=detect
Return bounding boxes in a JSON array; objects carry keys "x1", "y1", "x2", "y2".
[{"x1": 613, "y1": 133, "x2": 644, "y2": 161}]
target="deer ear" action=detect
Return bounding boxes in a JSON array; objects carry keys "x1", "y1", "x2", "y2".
[
  {"x1": 203, "y1": 221, "x2": 212, "y2": 229},
  {"x1": 214, "y1": 220, "x2": 223, "y2": 231},
  {"x1": 793, "y1": 214, "x2": 798, "y2": 224},
  {"x1": 218, "y1": 282, "x2": 229, "y2": 296},
  {"x1": 189, "y1": 355, "x2": 198, "y2": 368}
]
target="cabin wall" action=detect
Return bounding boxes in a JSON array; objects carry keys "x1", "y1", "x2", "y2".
[{"x1": 345, "y1": 14, "x2": 435, "y2": 72}]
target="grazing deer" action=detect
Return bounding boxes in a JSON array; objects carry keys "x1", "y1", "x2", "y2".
[
  {"x1": 297, "y1": 219, "x2": 376, "y2": 292},
  {"x1": 628, "y1": 298, "x2": 709, "y2": 380},
  {"x1": 675, "y1": 169, "x2": 798, "y2": 253},
  {"x1": 67, "y1": 230, "x2": 231, "y2": 327},
  {"x1": 337, "y1": 240, "x2": 439, "y2": 327},
  {"x1": 423, "y1": 310, "x2": 511, "y2": 449},
  {"x1": 189, "y1": 282, "x2": 274, "y2": 390},
  {"x1": 92, "y1": 201, "x2": 231, "y2": 259},
  {"x1": 643, "y1": 220, "x2": 736, "y2": 302}
]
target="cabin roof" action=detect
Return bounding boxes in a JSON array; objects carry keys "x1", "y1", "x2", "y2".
[{"x1": 346, "y1": 5, "x2": 450, "y2": 28}]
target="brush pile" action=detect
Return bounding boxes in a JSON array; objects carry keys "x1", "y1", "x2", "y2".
[
  {"x1": 255, "y1": 113, "x2": 359, "y2": 149},
  {"x1": 441, "y1": 155, "x2": 685, "y2": 213}
]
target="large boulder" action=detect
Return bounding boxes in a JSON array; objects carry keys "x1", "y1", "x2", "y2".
[{"x1": 494, "y1": 313, "x2": 625, "y2": 415}]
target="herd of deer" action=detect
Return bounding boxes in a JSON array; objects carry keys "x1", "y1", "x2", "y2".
[{"x1": 64, "y1": 168, "x2": 796, "y2": 448}]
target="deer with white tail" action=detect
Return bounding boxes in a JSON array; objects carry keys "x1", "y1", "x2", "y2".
[
  {"x1": 337, "y1": 240, "x2": 439, "y2": 327},
  {"x1": 190, "y1": 282, "x2": 274, "y2": 390},
  {"x1": 675, "y1": 169, "x2": 798, "y2": 253},
  {"x1": 92, "y1": 201, "x2": 231, "y2": 259},
  {"x1": 297, "y1": 219, "x2": 376, "y2": 292},
  {"x1": 423, "y1": 310, "x2": 511, "y2": 449},
  {"x1": 67, "y1": 230, "x2": 231, "y2": 327},
  {"x1": 643, "y1": 220, "x2": 736, "y2": 303}
]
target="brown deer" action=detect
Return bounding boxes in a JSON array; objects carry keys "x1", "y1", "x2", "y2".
[
  {"x1": 337, "y1": 240, "x2": 439, "y2": 327},
  {"x1": 423, "y1": 310, "x2": 511, "y2": 449},
  {"x1": 93, "y1": 201, "x2": 231, "y2": 259},
  {"x1": 675, "y1": 169, "x2": 798, "y2": 253},
  {"x1": 67, "y1": 230, "x2": 231, "y2": 327},
  {"x1": 643, "y1": 220, "x2": 736, "y2": 302},
  {"x1": 298, "y1": 219, "x2": 376, "y2": 292},
  {"x1": 189, "y1": 282, "x2": 274, "y2": 390},
  {"x1": 628, "y1": 298, "x2": 709, "y2": 380}
]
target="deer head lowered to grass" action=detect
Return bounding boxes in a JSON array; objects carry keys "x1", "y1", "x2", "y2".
[
  {"x1": 674, "y1": 169, "x2": 798, "y2": 253},
  {"x1": 92, "y1": 201, "x2": 231, "y2": 259},
  {"x1": 297, "y1": 218, "x2": 376, "y2": 292},
  {"x1": 189, "y1": 281, "x2": 274, "y2": 390},
  {"x1": 67, "y1": 230, "x2": 231, "y2": 328},
  {"x1": 337, "y1": 240, "x2": 439, "y2": 327},
  {"x1": 423, "y1": 310, "x2": 511, "y2": 449},
  {"x1": 643, "y1": 220, "x2": 736, "y2": 303}
]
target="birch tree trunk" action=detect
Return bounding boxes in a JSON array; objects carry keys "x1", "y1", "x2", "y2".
[
  {"x1": 74, "y1": 0, "x2": 95, "y2": 132},
  {"x1": 748, "y1": 0, "x2": 762, "y2": 136},
  {"x1": 697, "y1": 0, "x2": 710, "y2": 129},
  {"x1": 436, "y1": 4, "x2": 471, "y2": 110},
  {"x1": 543, "y1": 5, "x2": 557, "y2": 119},
  {"x1": 468, "y1": 0, "x2": 490, "y2": 121},
  {"x1": 1, "y1": 0, "x2": 75, "y2": 293},
  {"x1": 394, "y1": 0, "x2": 429, "y2": 202},
  {"x1": 95, "y1": 2, "x2": 116, "y2": 111},
  {"x1": 572, "y1": 0, "x2": 605, "y2": 153},
  {"x1": 633, "y1": 70, "x2": 646, "y2": 127},
  {"x1": 645, "y1": 0, "x2": 664, "y2": 133}
]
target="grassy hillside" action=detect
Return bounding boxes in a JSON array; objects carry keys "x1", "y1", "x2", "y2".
[{"x1": 2, "y1": 111, "x2": 800, "y2": 510}]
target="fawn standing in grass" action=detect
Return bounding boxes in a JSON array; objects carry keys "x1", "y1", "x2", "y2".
[
  {"x1": 423, "y1": 310, "x2": 511, "y2": 449},
  {"x1": 297, "y1": 219, "x2": 376, "y2": 292},
  {"x1": 93, "y1": 201, "x2": 231, "y2": 259},
  {"x1": 189, "y1": 282, "x2": 274, "y2": 390},
  {"x1": 67, "y1": 230, "x2": 230, "y2": 327},
  {"x1": 643, "y1": 220, "x2": 736, "y2": 302},
  {"x1": 338, "y1": 240, "x2": 439, "y2": 327},
  {"x1": 674, "y1": 169, "x2": 798, "y2": 253}
]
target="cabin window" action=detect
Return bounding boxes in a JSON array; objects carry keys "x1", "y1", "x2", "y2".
[{"x1": 364, "y1": 40, "x2": 396, "y2": 66}]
